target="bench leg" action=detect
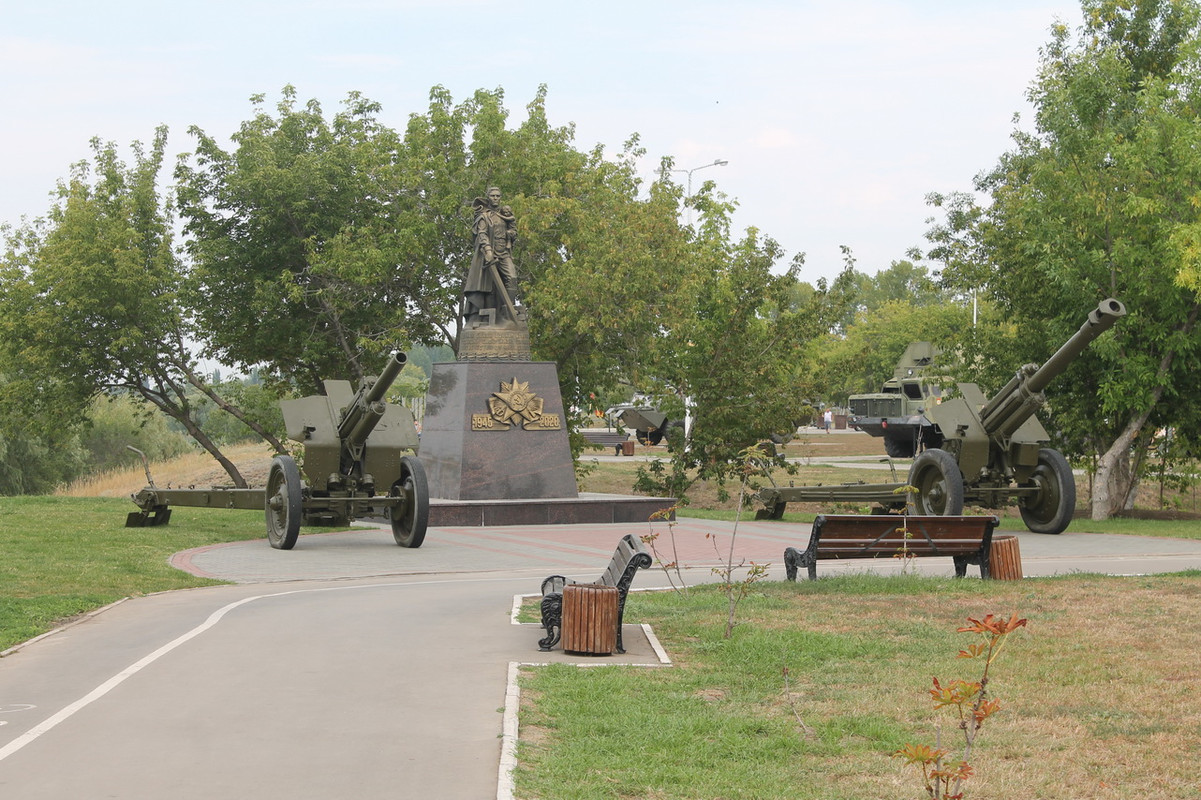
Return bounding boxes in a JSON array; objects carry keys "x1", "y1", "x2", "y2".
[
  {"x1": 615, "y1": 594, "x2": 630, "y2": 654},
  {"x1": 954, "y1": 552, "x2": 993, "y2": 579},
  {"x1": 539, "y1": 593, "x2": 562, "y2": 651},
  {"x1": 784, "y1": 547, "x2": 819, "y2": 581},
  {"x1": 784, "y1": 547, "x2": 801, "y2": 581}
]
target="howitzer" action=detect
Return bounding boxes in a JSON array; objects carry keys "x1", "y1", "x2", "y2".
[
  {"x1": 759, "y1": 299, "x2": 1127, "y2": 534},
  {"x1": 128, "y1": 352, "x2": 429, "y2": 550},
  {"x1": 906, "y1": 297, "x2": 1126, "y2": 533}
]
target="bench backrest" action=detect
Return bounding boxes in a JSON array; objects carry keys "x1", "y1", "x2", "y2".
[
  {"x1": 598, "y1": 533, "x2": 653, "y2": 592},
  {"x1": 808, "y1": 515, "x2": 998, "y2": 560}
]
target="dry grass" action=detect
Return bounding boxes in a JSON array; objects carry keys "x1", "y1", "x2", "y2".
[
  {"x1": 57, "y1": 442, "x2": 277, "y2": 498},
  {"x1": 519, "y1": 575, "x2": 1201, "y2": 799},
  {"x1": 62, "y1": 429, "x2": 1201, "y2": 519}
]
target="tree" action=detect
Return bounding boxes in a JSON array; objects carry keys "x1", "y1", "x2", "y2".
[
  {"x1": 176, "y1": 88, "x2": 418, "y2": 390},
  {"x1": 847, "y1": 258, "x2": 948, "y2": 316},
  {"x1": 0, "y1": 380, "x2": 88, "y2": 495},
  {"x1": 523, "y1": 144, "x2": 696, "y2": 426},
  {"x1": 0, "y1": 129, "x2": 283, "y2": 489},
  {"x1": 176, "y1": 85, "x2": 595, "y2": 390},
  {"x1": 79, "y1": 395, "x2": 193, "y2": 472},
  {"x1": 621, "y1": 175, "x2": 856, "y2": 499},
  {"x1": 816, "y1": 299, "x2": 978, "y2": 406},
  {"x1": 930, "y1": 0, "x2": 1201, "y2": 518}
]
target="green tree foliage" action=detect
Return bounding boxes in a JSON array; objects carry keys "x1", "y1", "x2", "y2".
[
  {"x1": 3, "y1": 83, "x2": 845, "y2": 493},
  {"x1": 523, "y1": 146, "x2": 695, "y2": 420},
  {"x1": 816, "y1": 299, "x2": 978, "y2": 405},
  {"x1": 0, "y1": 381, "x2": 89, "y2": 495},
  {"x1": 176, "y1": 85, "x2": 589, "y2": 389},
  {"x1": 80, "y1": 395, "x2": 193, "y2": 471},
  {"x1": 626, "y1": 179, "x2": 856, "y2": 499},
  {"x1": 0, "y1": 130, "x2": 283, "y2": 489},
  {"x1": 176, "y1": 84, "x2": 834, "y2": 482},
  {"x1": 177, "y1": 88, "x2": 418, "y2": 389},
  {"x1": 845, "y1": 258, "x2": 948, "y2": 322},
  {"x1": 191, "y1": 377, "x2": 287, "y2": 447},
  {"x1": 929, "y1": 0, "x2": 1201, "y2": 518}
]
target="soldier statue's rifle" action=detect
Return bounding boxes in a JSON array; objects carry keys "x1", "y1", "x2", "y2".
[{"x1": 487, "y1": 258, "x2": 520, "y2": 323}]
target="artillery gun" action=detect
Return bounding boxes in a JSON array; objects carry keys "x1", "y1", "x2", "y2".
[
  {"x1": 757, "y1": 299, "x2": 1126, "y2": 534},
  {"x1": 127, "y1": 352, "x2": 429, "y2": 550},
  {"x1": 606, "y1": 405, "x2": 680, "y2": 445},
  {"x1": 908, "y1": 297, "x2": 1126, "y2": 533}
]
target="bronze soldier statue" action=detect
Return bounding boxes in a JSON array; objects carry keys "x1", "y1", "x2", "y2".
[{"x1": 463, "y1": 186, "x2": 520, "y2": 327}]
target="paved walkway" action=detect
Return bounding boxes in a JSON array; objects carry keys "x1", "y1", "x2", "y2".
[
  {"x1": 3, "y1": 518, "x2": 1201, "y2": 799},
  {"x1": 174, "y1": 516, "x2": 1201, "y2": 583}
]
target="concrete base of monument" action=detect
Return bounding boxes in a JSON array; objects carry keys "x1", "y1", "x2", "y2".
[{"x1": 426, "y1": 492, "x2": 676, "y2": 527}]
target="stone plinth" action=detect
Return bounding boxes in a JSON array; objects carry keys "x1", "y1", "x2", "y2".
[
  {"x1": 425, "y1": 494, "x2": 674, "y2": 527},
  {"x1": 420, "y1": 361, "x2": 578, "y2": 501}
]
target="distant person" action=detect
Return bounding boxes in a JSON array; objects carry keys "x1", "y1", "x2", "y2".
[{"x1": 823, "y1": 408, "x2": 833, "y2": 433}]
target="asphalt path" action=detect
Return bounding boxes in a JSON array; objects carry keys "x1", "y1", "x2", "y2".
[{"x1": 3, "y1": 516, "x2": 1201, "y2": 799}]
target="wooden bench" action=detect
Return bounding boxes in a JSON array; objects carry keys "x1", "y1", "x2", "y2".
[
  {"x1": 783, "y1": 514, "x2": 1000, "y2": 581},
  {"x1": 539, "y1": 533, "x2": 652, "y2": 653},
  {"x1": 580, "y1": 429, "x2": 631, "y2": 455}
]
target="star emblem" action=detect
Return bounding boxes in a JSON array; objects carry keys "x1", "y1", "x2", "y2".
[{"x1": 488, "y1": 378, "x2": 545, "y2": 428}]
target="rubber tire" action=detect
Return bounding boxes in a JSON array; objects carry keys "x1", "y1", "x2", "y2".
[
  {"x1": 1018, "y1": 448, "x2": 1075, "y2": 534},
  {"x1": 907, "y1": 448, "x2": 965, "y2": 516},
  {"x1": 266, "y1": 455, "x2": 302, "y2": 550},
  {"x1": 883, "y1": 435, "x2": 916, "y2": 459},
  {"x1": 391, "y1": 455, "x2": 430, "y2": 548}
]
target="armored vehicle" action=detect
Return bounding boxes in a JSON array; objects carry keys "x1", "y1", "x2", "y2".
[
  {"x1": 847, "y1": 341, "x2": 943, "y2": 458},
  {"x1": 606, "y1": 405, "x2": 681, "y2": 445}
]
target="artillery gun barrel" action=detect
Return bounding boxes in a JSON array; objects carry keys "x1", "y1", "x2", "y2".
[
  {"x1": 978, "y1": 298, "x2": 1126, "y2": 438},
  {"x1": 345, "y1": 400, "x2": 387, "y2": 446},
  {"x1": 1026, "y1": 298, "x2": 1126, "y2": 394},
  {"x1": 365, "y1": 351, "x2": 407, "y2": 405},
  {"x1": 337, "y1": 351, "x2": 408, "y2": 445}
]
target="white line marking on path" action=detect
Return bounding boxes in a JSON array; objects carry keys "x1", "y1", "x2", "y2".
[{"x1": 0, "y1": 575, "x2": 526, "y2": 764}]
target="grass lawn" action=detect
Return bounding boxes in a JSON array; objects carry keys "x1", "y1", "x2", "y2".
[
  {"x1": 516, "y1": 574, "x2": 1201, "y2": 800},
  {"x1": 0, "y1": 496, "x2": 265, "y2": 651}
]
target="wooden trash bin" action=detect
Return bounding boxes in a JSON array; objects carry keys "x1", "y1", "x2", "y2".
[
  {"x1": 990, "y1": 534, "x2": 1023, "y2": 580},
  {"x1": 561, "y1": 583, "x2": 619, "y2": 655},
  {"x1": 621, "y1": 440, "x2": 635, "y2": 456}
]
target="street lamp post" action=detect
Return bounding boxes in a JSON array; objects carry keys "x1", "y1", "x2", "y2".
[{"x1": 674, "y1": 158, "x2": 728, "y2": 224}]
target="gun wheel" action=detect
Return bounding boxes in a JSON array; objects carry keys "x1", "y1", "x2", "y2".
[
  {"x1": 1019, "y1": 448, "x2": 1075, "y2": 534},
  {"x1": 907, "y1": 449, "x2": 965, "y2": 516},
  {"x1": 265, "y1": 455, "x2": 302, "y2": 550},
  {"x1": 391, "y1": 455, "x2": 430, "y2": 548}
]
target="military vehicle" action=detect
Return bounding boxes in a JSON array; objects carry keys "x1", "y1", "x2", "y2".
[
  {"x1": 847, "y1": 341, "x2": 944, "y2": 458},
  {"x1": 757, "y1": 298, "x2": 1127, "y2": 534},
  {"x1": 606, "y1": 404, "x2": 682, "y2": 445},
  {"x1": 127, "y1": 352, "x2": 429, "y2": 550}
]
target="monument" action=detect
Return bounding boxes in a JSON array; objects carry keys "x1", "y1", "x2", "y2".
[
  {"x1": 420, "y1": 189, "x2": 577, "y2": 515},
  {"x1": 418, "y1": 188, "x2": 672, "y2": 526}
]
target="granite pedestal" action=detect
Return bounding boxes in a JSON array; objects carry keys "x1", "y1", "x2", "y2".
[
  {"x1": 418, "y1": 360, "x2": 674, "y2": 526},
  {"x1": 420, "y1": 361, "x2": 578, "y2": 501}
]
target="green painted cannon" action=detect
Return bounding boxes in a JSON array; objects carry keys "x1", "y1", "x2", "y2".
[
  {"x1": 127, "y1": 352, "x2": 429, "y2": 550},
  {"x1": 759, "y1": 299, "x2": 1127, "y2": 534}
]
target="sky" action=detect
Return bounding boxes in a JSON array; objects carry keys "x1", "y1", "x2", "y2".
[{"x1": 1, "y1": 0, "x2": 1085, "y2": 285}]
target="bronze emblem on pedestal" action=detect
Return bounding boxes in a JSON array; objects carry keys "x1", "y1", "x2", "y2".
[{"x1": 471, "y1": 378, "x2": 562, "y2": 431}]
